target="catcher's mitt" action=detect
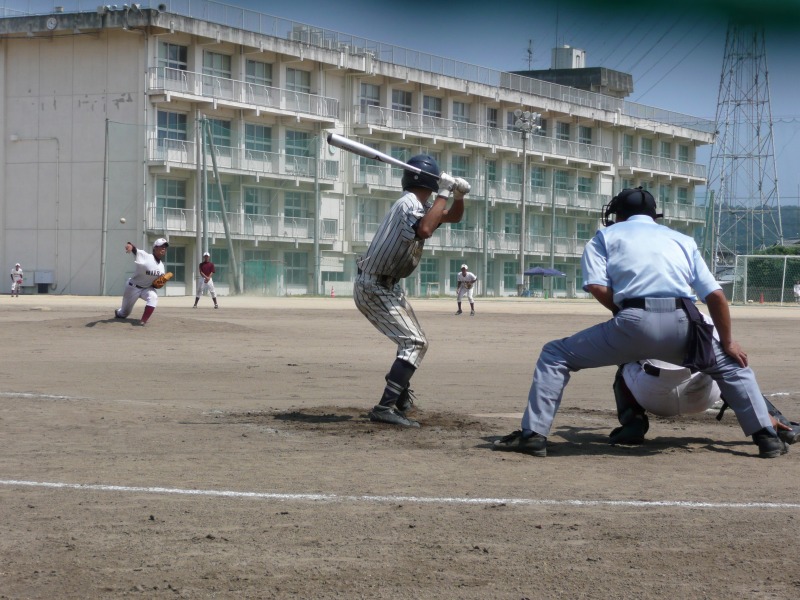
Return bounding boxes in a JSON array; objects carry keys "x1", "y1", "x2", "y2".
[{"x1": 151, "y1": 272, "x2": 174, "y2": 289}]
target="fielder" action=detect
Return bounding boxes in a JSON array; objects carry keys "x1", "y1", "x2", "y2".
[
  {"x1": 493, "y1": 187, "x2": 783, "y2": 458},
  {"x1": 10, "y1": 262, "x2": 23, "y2": 297},
  {"x1": 114, "y1": 238, "x2": 172, "y2": 326},
  {"x1": 193, "y1": 251, "x2": 219, "y2": 309},
  {"x1": 455, "y1": 264, "x2": 477, "y2": 316},
  {"x1": 354, "y1": 154, "x2": 470, "y2": 427}
]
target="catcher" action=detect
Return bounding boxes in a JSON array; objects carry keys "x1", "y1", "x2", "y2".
[
  {"x1": 10, "y1": 262, "x2": 23, "y2": 297},
  {"x1": 114, "y1": 238, "x2": 173, "y2": 326},
  {"x1": 455, "y1": 264, "x2": 477, "y2": 316}
]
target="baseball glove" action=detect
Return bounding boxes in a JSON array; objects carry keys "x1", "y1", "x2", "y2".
[
  {"x1": 465, "y1": 282, "x2": 473, "y2": 289},
  {"x1": 151, "y1": 272, "x2": 174, "y2": 289}
]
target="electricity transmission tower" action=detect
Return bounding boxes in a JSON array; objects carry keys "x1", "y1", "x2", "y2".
[{"x1": 702, "y1": 24, "x2": 783, "y2": 274}]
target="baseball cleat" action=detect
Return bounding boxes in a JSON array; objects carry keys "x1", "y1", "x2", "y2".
[
  {"x1": 752, "y1": 428, "x2": 787, "y2": 458},
  {"x1": 396, "y1": 388, "x2": 418, "y2": 416},
  {"x1": 470, "y1": 310, "x2": 475, "y2": 316},
  {"x1": 492, "y1": 430, "x2": 547, "y2": 457},
  {"x1": 368, "y1": 404, "x2": 420, "y2": 428},
  {"x1": 454, "y1": 310, "x2": 462, "y2": 315}
]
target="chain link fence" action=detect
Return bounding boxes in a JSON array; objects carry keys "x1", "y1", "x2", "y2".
[{"x1": 731, "y1": 255, "x2": 800, "y2": 305}]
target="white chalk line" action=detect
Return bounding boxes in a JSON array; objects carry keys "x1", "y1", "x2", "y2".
[{"x1": 1, "y1": 479, "x2": 798, "y2": 510}]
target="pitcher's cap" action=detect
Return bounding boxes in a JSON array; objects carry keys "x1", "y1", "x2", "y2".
[
  {"x1": 153, "y1": 238, "x2": 169, "y2": 248},
  {"x1": 461, "y1": 264, "x2": 468, "y2": 269}
]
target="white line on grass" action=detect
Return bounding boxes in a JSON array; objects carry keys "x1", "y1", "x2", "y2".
[{"x1": 2, "y1": 479, "x2": 799, "y2": 510}]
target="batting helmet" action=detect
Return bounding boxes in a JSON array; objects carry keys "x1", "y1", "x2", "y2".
[
  {"x1": 601, "y1": 187, "x2": 662, "y2": 227},
  {"x1": 401, "y1": 154, "x2": 440, "y2": 193}
]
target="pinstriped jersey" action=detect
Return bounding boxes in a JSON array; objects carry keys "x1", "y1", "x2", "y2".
[{"x1": 357, "y1": 191, "x2": 431, "y2": 280}]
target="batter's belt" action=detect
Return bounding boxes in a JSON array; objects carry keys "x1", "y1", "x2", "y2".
[{"x1": 357, "y1": 269, "x2": 399, "y2": 288}]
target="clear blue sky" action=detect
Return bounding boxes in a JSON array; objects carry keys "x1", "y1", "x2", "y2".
[{"x1": 227, "y1": 0, "x2": 800, "y2": 203}]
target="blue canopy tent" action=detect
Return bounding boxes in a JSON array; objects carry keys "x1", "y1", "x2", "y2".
[{"x1": 522, "y1": 267, "x2": 566, "y2": 297}]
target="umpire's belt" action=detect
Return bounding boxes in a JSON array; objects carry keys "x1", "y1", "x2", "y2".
[
  {"x1": 621, "y1": 297, "x2": 683, "y2": 310},
  {"x1": 128, "y1": 281, "x2": 148, "y2": 289},
  {"x1": 358, "y1": 270, "x2": 398, "y2": 288}
]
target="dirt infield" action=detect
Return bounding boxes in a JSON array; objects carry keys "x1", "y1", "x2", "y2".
[{"x1": 1, "y1": 295, "x2": 800, "y2": 599}]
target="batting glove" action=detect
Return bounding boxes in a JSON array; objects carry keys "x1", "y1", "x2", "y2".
[
  {"x1": 437, "y1": 172, "x2": 455, "y2": 197},
  {"x1": 453, "y1": 178, "x2": 471, "y2": 195}
]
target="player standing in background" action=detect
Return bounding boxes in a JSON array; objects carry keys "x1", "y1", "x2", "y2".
[
  {"x1": 354, "y1": 154, "x2": 470, "y2": 427},
  {"x1": 114, "y1": 238, "x2": 169, "y2": 326},
  {"x1": 793, "y1": 280, "x2": 800, "y2": 304},
  {"x1": 493, "y1": 187, "x2": 784, "y2": 458},
  {"x1": 194, "y1": 251, "x2": 219, "y2": 309},
  {"x1": 10, "y1": 263, "x2": 23, "y2": 297},
  {"x1": 455, "y1": 264, "x2": 477, "y2": 316}
]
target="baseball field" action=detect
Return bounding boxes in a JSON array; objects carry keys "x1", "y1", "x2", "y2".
[{"x1": 1, "y1": 294, "x2": 799, "y2": 599}]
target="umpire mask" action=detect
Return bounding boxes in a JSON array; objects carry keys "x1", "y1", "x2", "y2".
[{"x1": 601, "y1": 187, "x2": 662, "y2": 226}]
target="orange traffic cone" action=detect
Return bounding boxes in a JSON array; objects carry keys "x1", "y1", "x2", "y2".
[{"x1": 330, "y1": 286, "x2": 335, "y2": 298}]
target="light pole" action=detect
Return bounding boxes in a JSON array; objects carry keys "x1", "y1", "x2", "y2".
[{"x1": 514, "y1": 109, "x2": 540, "y2": 295}]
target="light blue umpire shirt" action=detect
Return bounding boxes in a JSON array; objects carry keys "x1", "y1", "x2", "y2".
[{"x1": 519, "y1": 214, "x2": 774, "y2": 439}]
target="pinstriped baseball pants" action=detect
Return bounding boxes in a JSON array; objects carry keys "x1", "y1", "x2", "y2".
[{"x1": 354, "y1": 276, "x2": 428, "y2": 368}]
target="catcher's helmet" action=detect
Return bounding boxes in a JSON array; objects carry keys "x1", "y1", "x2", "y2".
[
  {"x1": 601, "y1": 187, "x2": 662, "y2": 227},
  {"x1": 401, "y1": 154, "x2": 440, "y2": 193}
]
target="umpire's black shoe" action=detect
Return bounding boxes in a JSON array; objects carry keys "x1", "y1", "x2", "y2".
[
  {"x1": 752, "y1": 428, "x2": 787, "y2": 458},
  {"x1": 369, "y1": 405, "x2": 420, "y2": 428},
  {"x1": 492, "y1": 430, "x2": 547, "y2": 457}
]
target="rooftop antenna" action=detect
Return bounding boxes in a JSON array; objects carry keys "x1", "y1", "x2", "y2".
[{"x1": 527, "y1": 39, "x2": 533, "y2": 69}]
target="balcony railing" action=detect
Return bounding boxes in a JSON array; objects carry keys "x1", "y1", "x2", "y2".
[
  {"x1": 356, "y1": 105, "x2": 613, "y2": 165},
  {"x1": 147, "y1": 206, "x2": 337, "y2": 241},
  {"x1": 148, "y1": 67, "x2": 339, "y2": 120},
  {"x1": 621, "y1": 151, "x2": 707, "y2": 180},
  {"x1": 148, "y1": 138, "x2": 338, "y2": 180}
]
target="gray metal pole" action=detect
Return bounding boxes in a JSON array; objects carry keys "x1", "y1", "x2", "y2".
[
  {"x1": 100, "y1": 118, "x2": 109, "y2": 295},
  {"x1": 520, "y1": 132, "x2": 527, "y2": 295}
]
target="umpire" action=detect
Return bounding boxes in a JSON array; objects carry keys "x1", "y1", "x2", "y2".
[{"x1": 493, "y1": 187, "x2": 783, "y2": 458}]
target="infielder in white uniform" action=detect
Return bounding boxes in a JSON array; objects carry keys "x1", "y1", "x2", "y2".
[
  {"x1": 455, "y1": 264, "x2": 477, "y2": 316},
  {"x1": 114, "y1": 238, "x2": 169, "y2": 326},
  {"x1": 354, "y1": 154, "x2": 470, "y2": 427},
  {"x1": 10, "y1": 263, "x2": 23, "y2": 297}
]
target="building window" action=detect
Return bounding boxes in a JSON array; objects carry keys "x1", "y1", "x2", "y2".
[
  {"x1": 578, "y1": 125, "x2": 592, "y2": 145},
  {"x1": 531, "y1": 214, "x2": 546, "y2": 236},
  {"x1": 660, "y1": 141, "x2": 672, "y2": 159},
  {"x1": 284, "y1": 251, "x2": 308, "y2": 285},
  {"x1": 389, "y1": 145, "x2": 410, "y2": 178},
  {"x1": 622, "y1": 178, "x2": 635, "y2": 189},
  {"x1": 245, "y1": 123, "x2": 272, "y2": 153},
  {"x1": 164, "y1": 246, "x2": 186, "y2": 283},
  {"x1": 285, "y1": 191, "x2": 309, "y2": 219},
  {"x1": 677, "y1": 187, "x2": 689, "y2": 205},
  {"x1": 392, "y1": 89, "x2": 412, "y2": 112},
  {"x1": 537, "y1": 118, "x2": 548, "y2": 136},
  {"x1": 211, "y1": 248, "x2": 229, "y2": 282},
  {"x1": 244, "y1": 187, "x2": 272, "y2": 216},
  {"x1": 207, "y1": 119, "x2": 232, "y2": 148},
  {"x1": 506, "y1": 111, "x2": 516, "y2": 130},
  {"x1": 203, "y1": 51, "x2": 231, "y2": 78},
  {"x1": 205, "y1": 183, "x2": 230, "y2": 213},
  {"x1": 640, "y1": 138, "x2": 653, "y2": 156},
  {"x1": 451, "y1": 155, "x2": 469, "y2": 178},
  {"x1": 449, "y1": 259, "x2": 463, "y2": 288},
  {"x1": 360, "y1": 83, "x2": 380, "y2": 110},
  {"x1": 504, "y1": 212, "x2": 520, "y2": 235},
  {"x1": 157, "y1": 111, "x2": 187, "y2": 142},
  {"x1": 453, "y1": 101, "x2": 469, "y2": 123},
  {"x1": 577, "y1": 176, "x2": 593, "y2": 193},
  {"x1": 419, "y1": 257, "x2": 439, "y2": 288},
  {"x1": 486, "y1": 107, "x2": 498, "y2": 128},
  {"x1": 554, "y1": 170, "x2": 571, "y2": 190},
  {"x1": 659, "y1": 184, "x2": 672, "y2": 204},
  {"x1": 486, "y1": 159, "x2": 497, "y2": 182},
  {"x1": 423, "y1": 95, "x2": 442, "y2": 118},
  {"x1": 506, "y1": 163, "x2": 522, "y2": 186},
  {"x1": 530, "y1": 166, "x2": 545, "y2": 188},
  {"x1": 286, "y1": 68, "x2": 311, "y2": 93},
  {"x1": 245, "y1": 60, "x2": 273, "y2": 86},
  {"x1": 678, "y1": 144, "x2": 689, "y2": 162},
  {"x1": 285, "y1": 130, "x2": 312, "y2": 157},
  {"x1": 503, "y1": 261, "x2": 517, "y2": 291},
  {"x1": 156, "y1": 178, "x2": 186, "y2": 210},
  {"x1": 555, "y1": 216, "x2": 568, "y2": 237},
  {"x1": 577, "y1": 221, "x2": 592, "y2": 240},
  {"x1": 555, "y1": 122, "x2": 571, "y2": 141},
  {"x1": 623, "y1": 134, "x2": 634, "y2": 159},
  {"x1": 158, "y1": 42, "x2": 187, "y2": 70}
]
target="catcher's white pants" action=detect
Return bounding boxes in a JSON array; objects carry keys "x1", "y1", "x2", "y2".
[
  {"x1": 622, "y1": 362, "x2": 721, "y2": 417},
  {"x1": 196, "y1": 278, "x2": 217, "y2": 298},
  {"x1": 354, "y1": 274, "x2": 428, "y2": 368},
  {"x1": 457, "y1": 286, "x2": 474, "y2": 302},
  {"x1": 521, "y1": 301, "x2": 773, "y2": 438},
  {"x1": 116, "y1": 279, "x2": 158, "y2": 317}
]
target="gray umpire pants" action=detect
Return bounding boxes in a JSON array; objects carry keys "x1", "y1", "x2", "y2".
[{"x1": 522, "y1": 298, "x2": 773, "y2": 438}]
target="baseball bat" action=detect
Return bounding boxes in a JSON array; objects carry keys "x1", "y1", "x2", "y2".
[{"x1": 326, "y1": 133, "x2": 439, "y2": 180}]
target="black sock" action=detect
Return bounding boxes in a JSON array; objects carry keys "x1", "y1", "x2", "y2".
[{"x1": 378, "y1": 359, "x2": 416, "y2": 407}]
